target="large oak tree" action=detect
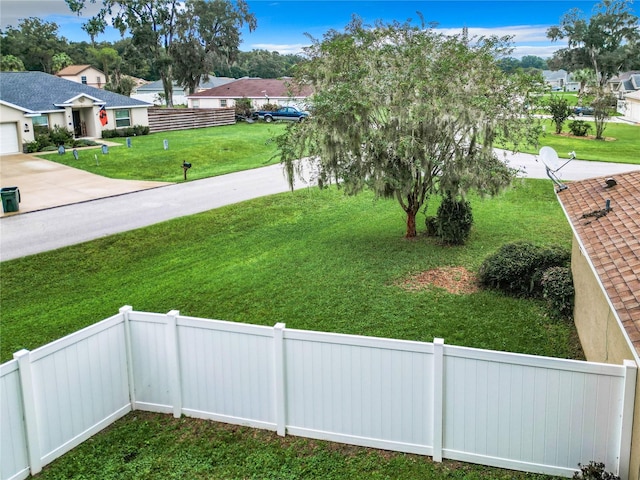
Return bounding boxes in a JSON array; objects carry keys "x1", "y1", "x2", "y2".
[
  {"x1": 278, "y1": 18, "x2": 542, "y2": 238},
  {"x1": 65, "y1": 0, "x2": 255, "y2": 106}
]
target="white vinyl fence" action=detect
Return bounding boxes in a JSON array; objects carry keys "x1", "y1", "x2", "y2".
[{"x1": 1, "y1": 307, "x2": 636, "y2": 480}]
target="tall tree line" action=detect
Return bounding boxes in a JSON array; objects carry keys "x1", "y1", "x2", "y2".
[{"x1": 1, "y1": 11, "x2": 305, "y2": 99}]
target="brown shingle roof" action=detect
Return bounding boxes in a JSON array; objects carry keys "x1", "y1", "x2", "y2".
[
  {"x1": 189, "y1": 78, "x2": 312, "y2": 99},
  {"x1": 557, "y1": 171, "x2": 640, "y2": 357},
  {"x1": 56, "y1": 65, "x2": 98, "y2": 76}
]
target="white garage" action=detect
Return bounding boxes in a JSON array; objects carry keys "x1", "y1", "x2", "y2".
[{"x1": 0, "y1": 123, "x2": 20, "y2": 155}]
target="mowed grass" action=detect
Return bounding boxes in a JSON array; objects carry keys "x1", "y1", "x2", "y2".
[
  {"x1": 38, "y1": 122, "x2": 287, "y2": 182},
  {"x1": 1, "y1": 180, "x2": 576, "y2": 480},
  {"x1": 35, "y1": 410, "x2": 564, "y2": 480},
  {"x1": 1, "y1": 179, "x2": 579, "y2": 363},
  {"x1": 506, "y1": 119, "x2": 640, "y2": 164}
]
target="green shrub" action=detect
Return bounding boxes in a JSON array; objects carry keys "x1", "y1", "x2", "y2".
[
  {"x1": 133, "y1": 125, "x2": 150, "y2": 136},
  {"x1": 72, "y1": 139, "x2": 100, "y2": 148},
  {"x1": 573, "y1": 462, "x2": 619, "y2": 480},
  {"x1": 425, "y1": 216, "x2": 438, "y2": 237},
  {"x1": 49, "y1": 125, "x2": 73, "y2": 146},
  {"x1": 23, "y1": 141, "x2": 40, "y2": 153},
  {"x1": 434, "y1": 195, "x2": 473, "y2": 245},
  {"x1": 541, "y1": 266, "x2": 574, "y2": 319},
  {"x1": 568, "y1": 120, "x2": 592, "y2": 137},
  {"x1": 102, "y1": 125, "x2": 150, "y2": 138},
  {"x1": 478, "y1": 241, "x2": 570, "y2": 297}
]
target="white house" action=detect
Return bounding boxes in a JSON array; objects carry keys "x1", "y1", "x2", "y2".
[{"x1": 0, "y1": 71, "x2": 151, "y2": 155}]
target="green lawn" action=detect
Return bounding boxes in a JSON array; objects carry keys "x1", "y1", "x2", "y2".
[
  {"x1": 38, "y1": 122, "x2": 287, "y2": 182},
  {"x1": 1, "y1": 179, "x2": 578, "y2": 363},
  {"x1": 35, "y1": 411, "x2": 564, "y2": 480},
  {"x1": 41, "y1": 120, "x2": 639, "y2": 188},
  {"x1": 1, "y1": 179, "x2": 574, "y2": 480},
  {"x1": 531, "y1": 119, "x2": 640, "y2": 164}
]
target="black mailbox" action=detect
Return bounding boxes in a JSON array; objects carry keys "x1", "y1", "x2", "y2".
[{"x1": 182, "y1": 161, "x2": 192, "y2": 180}]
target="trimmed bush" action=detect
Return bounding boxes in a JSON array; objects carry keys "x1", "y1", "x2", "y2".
[
  {"x1": 434, "y1": 195, "x2": 473, "y2": 245},
  {"x1": 478, "y1": 241, "x2": 570, "y2": 297},
  {"x1": 542, "y1": 266, "x2": 574, "y2": 319},
  {"x1": 102, "y1": 125, "x2": 149, "y2": 139},
  {"x1": 568, "y1": 120, "x2": 592, "y2": 137},
  {"x1": 49, "y1": 125, "x2": 73, "y2": 146}
]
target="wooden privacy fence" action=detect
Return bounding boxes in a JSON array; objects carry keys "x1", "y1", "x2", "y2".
[
  {"x1": 1, "y1": 307, "x2": 637, "y2": 480},
  {"x1": 147, "y1": 107, "x2": 235, "y2": 133}
]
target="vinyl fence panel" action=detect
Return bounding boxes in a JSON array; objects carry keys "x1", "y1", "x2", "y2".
[
  {"x1": 28, "y1": 314, "x2": 131, "y2": 467},
  {"x1": 127, "y1": 311, "x2": 173, "y2": 412},
  {"x1": 2, "y1": 308, "x2": 636, "y2": 480},
  {"x1": 283, "y1": 329, "x2": 434, "y2": 455},
  {"x1": 1, "y1": 361, "x2": 29, "y2": 480},
  {"x1": 442, "y1": 345, "x2": 630, "y2": 476},
  {"x1": 177, "y1": 316, "x2": 277, "y2": 429}
]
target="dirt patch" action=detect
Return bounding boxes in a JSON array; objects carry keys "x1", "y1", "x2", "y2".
[
  {"x1": 553, "y1": 132, "x2": 616, "y2": 141},
  {"x1": 397, "y1": 266, "x2": 479, "y2": 294}
]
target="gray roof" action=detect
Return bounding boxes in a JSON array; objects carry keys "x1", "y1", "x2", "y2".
[{"x1": 0, "y1": 71, "x2": 150, "y2": 113}]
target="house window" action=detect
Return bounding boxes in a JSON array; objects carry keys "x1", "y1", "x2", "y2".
[
  {"x1": 192, "y1": 99, "x2": 200, "y2": 108},
  {"x1": 32, "y1": 114, "x2": 49, "y2": 134},
  {"x1": 220, "y1": 99, "x2": 227, "y2": 107},
  {"x1": 81, "y1": 76, "x2": 87, "y2": 85},
  {"x1": 115, "y1": 109, "x2": 131, "y2": 127},
  {"x1": 97, "y1": 76, "x2": 102, "y2": 87}
]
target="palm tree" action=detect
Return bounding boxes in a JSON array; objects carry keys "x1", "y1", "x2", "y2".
[{"x1": 571, "y1": 69, "x2": 596, "y2": 96}]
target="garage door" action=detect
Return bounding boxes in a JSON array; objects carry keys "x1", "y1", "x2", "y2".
[{"x1": 0, "y1": 123, "x2": 20, "y2": 155}]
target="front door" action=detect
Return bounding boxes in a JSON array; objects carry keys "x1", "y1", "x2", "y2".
[{"x1": 72, "y1": 110, "x2": 82, "y2": 137}]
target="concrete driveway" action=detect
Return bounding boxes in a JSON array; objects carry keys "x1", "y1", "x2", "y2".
[{"x1": 0, "y1": 153, "x2": 169, "y2": 217}]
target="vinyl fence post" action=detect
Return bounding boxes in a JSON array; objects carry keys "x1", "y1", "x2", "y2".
[
  {"x1": 618, "y1": 359, "x2": 637, "y2": 480},
  {"x1": 166, "y1": 310, "x2": 182, "y2": 418},
  {"x1": 432, "y1": 338, "x2": 445, "y2": 462},
  {"x1": 14, "y1": 349, "x2": 42, "y2": 475},
  {"x1": 119, "y1": 305, "x2": 136, "y2": 410},
  {"x1": 274, "y1": 322, "x2": 286, "y2": 436}
]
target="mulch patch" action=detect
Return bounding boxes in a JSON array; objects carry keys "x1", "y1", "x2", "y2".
[{"x1": 397, "y1": 266, "x2": 479, "y2": 294}]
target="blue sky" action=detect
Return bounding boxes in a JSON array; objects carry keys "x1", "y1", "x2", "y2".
[{"x1": 0, "y1": 0, "x2": 614, "y2": 58}]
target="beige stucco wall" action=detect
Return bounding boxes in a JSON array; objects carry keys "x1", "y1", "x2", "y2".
[
  {"x1": 59, "y1": 67, "x2": 105, "y2": 89},
  {"x1": 129, "y1": 107, "x2": 149, "y2": 127},
  {"x1": 0, "y1": 103, "x2": 31, "y2": 143},
  {"x1": 571, "y1": 238, "x2": 640, "y2": 480}
]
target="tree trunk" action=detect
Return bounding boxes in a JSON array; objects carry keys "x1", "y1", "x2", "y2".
[
  {"x1": 161, "y1": 72, "x2": 174, "y2": 108},
  {"x1": 405, "y1": 210, "x2": 417, "y2": 238}
]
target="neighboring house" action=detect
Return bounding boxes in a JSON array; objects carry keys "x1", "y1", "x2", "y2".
[
  {"x1": 609, "y1": 71, "x2": 640, "y2": 99},
  {"x1": 623, "y1": 90, "x2": 640, "y2": 124},
  {"x1": 609, "y1": 72, "x2": 640, "y2": 119},
  {"x1": 56, "y1": 64, "x2": 106, "y2": 89},
  {"x1": 187, "y1": 77, "x2": 313, "y2": 109},
  {"x1": 132, "y1": 77, "x2": 236, "y2": 106},
  {"x1": 0, "y1": 71, "x2": 151, "y2": 155},
  {"x1": 542, "y1": 70, "x2": 580, "y2": 92},
  {"x1": 557, "y1": 171, "x2": 640, "y2": 480}
]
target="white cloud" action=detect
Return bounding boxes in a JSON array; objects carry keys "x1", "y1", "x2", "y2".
[
  {"x1": 249, "y1": 43, "x2": 310, "y2": 55},
  {"x1": 434, "y1": 25, "x2": 568, "y2": 59}
]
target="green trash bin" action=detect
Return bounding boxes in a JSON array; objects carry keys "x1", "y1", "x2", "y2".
[{"x1": 1, "y1": 186, "x2": 20, "y2": 213}]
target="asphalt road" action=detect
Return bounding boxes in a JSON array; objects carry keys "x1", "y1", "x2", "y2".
[{"x1": 2, "y1": 152, "x2": 639, "y2": 261}]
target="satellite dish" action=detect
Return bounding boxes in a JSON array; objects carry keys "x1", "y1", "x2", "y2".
[
  {"x1": 539, "y1": 146, "x2": 561, "y2": 172},
  {"x1": 538, "y1": 146, "x2": 573, "y2": 192}
]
